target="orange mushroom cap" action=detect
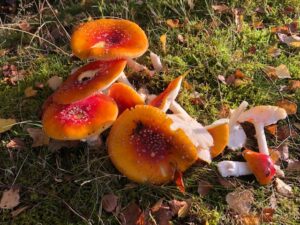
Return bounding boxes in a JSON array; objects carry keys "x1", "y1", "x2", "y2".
[
  {"x1": 243, "y1": 149, "x2": 276, "y2": 185},
  {"x1": 42, "y1": 94, "x2": 118, "y2": 140},
  {"x1": 149, "y1": 76, "x2": 183, "y2": 112},
  {"x1": 52, "y1": 59, "x2": 127, "y2": 104},
  {"x1": 206, "y1": 119, "x2": 229, "y2": 158},
  {"x1": 71, "y1": 19, "x2": 149, "y2": 60},
  {"x1": 108, "y1": 83, "x2": 144, "y2": 114},
  {"x1": 107, "y1": 105, "x2": 198, "y2": 184}
]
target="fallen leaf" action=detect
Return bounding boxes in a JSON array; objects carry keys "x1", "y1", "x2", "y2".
[
  {"x1": 278, "y1": 144, "x2": 289, "y2": 161},
  {"x1": 269, "y1": 193, "x2": 277, "y2": 209},
  {"x1": 278, "y1": 33, "x2": 300, "y2": 47},
  {"x1": 177, "y1": 199, "x2": 191, "y2": 218},
  {"x1": 0, "y1": 118, "x2": 16, "y2": 133},
  {"x1": 217, "y1": 177, "x2": 237, "y2": 188},
  {"x1": 248, "y1": 46, "x2": 257, "y2": 54},
  {"x1": 160, "y1": 34, "x2": 167, "y2": 54},
  {"x1": 276, "y1": 99, "x2": 297, "y2": 115},
  {"x1": 226, "y1": 189, "x2": 254, "y2": 215},
  {"x1": 151, "y1": 198, "x2": 164, "y2": 212},
  {"x1": 276, "y1": 125, "x2": 297, "y2": 140},
  {"x1": 197, "y1": 180, "x2": 213, "y2": 196},
  {"x1": 11, "y1": 205, "x2": 29, "y2": 217},
  {"x1": 166, "y1": 19, "x2": 180, "y2": 28},
  {"x1": 102, "y1": 194, "x2": 118, "y2": 213},
  {"x1": 233, "y1": 8, "x2": 244, "y2": 33},
  {"x1": 212, "y1": 4, "x2": 229, "y2": 13},
  {"x1": 274, "y1": 64, "x2": 291, "y2": 79},
  {"x1": 252, "y1": 20, "x2": 264, "y2": 29},
  {"x1": 2, "y1": 64, "x2": 26, "y2": 85},
  {"x1": 238, "y1": 214, "x2": 260, "y2": 225},
  {"x1": 119, "y1": 202, "x2": 142, "y2": 225},
  {"x1": 6, "y1": 138, "x2": 25, "y2": 150},
  {"x1": 27, "y1": 128, "x2": 49, "y2": 147},
  {"x1": 269, "y1": 149, "x2": 280, "y2": 163},
  {"x1": 152, "y1": 204, "x2": 173, "y2": 225},
  {"x1": 0, "y1": 187, "x2": 20, "y2": 209},
  {"x1": 47, "y1": 76, "x2": 63, "y2": 91},
  {"x1": 24, "y1": 87, "x2": 37, "y2": 97},
  {"x1": 169, "y1": 199, "x2": 188, "y2": 216},
  {"x1": 18, "y1": 20, "x2": 31, "y2": 31},
  {"x1": 286, "y1": 160, "x2": 300, "y2": 171},
  {"x1": 265, "y1": 124, "x2": 277, "y2": 136},
  {"x1": 288, "y1": 80, "x2": 300, "y2": 91},
  {"x1": 275, "y1": 178, "x2": 293, "y2": 197},
  {"x1": 283, "y1": 6, "x2": 295, "y2": 14},
  {"x1": 177, "y1": 34, "x2": 185, "y2": 43},
  {"x1": 271, "y1": 21, "x2": 298, "y2": 34},
  {"x1": 217, "y1": 75, "x2": 226, "y2": 84},
  {"x1": 267, "y1": 46, "x2": 281, "y2": 57},
  {"x1": 260, "y1": 208, "x2": 274, "y2": 222}
]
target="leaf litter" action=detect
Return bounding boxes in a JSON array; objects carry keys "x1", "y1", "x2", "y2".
[{"x1": 0, "y1": 186, "x2": 20, "y2": 209}]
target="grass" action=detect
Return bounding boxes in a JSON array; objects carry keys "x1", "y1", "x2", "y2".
[{"x1": 0, "y1": 0, "x2": 300, "y2": 224}]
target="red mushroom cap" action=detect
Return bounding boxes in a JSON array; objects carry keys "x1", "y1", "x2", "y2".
[
  {"x1": 243, "y1": 149, "x2": 276, "y2": 185},
  {"x1": 52, "y1": 59, "x2": 127, "y2": 104},
  {"x1": 42, "y1": 94, "x2": 118, "y2": 140},
  {"x1": 71, "y1": 19, "x2": 149, "y2": 60},
  {"x1": 107, "y1": 105, "x2": 198, "y2": 184},
  {"x1": 108, "y1": 82, "x2": 144, "y2": 114}
]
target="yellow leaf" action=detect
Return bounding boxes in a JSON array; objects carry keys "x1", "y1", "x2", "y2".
[
  {"x1": 160, "y1": 34, "x2": 167, "y2": 53},
  {"x1": 166, "y1": 19, "x2": 180, "y2": 28},
  {"x1": 0, "y1": 118, "x2": 16, "y2": 133},
  {"x1": 276, "y1": 99, "x2": 297, "y2": 115}
]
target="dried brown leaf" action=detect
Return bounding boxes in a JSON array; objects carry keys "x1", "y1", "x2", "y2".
[
  {"x1": 18, "y1": 20, "x2": 31, "y2": 31},
  {"x1": 286, "y1": 160, "x2": 300, "y2": 171},
  {"x1": 0, "y1": 118, "x2": 16, "y2": 133},
  {"x1": 276, "y1": 99, "x2": 297, "y2": 115},
  {"x1": 260, "y1": 208, "x2": 274, "y2": 222},
  {"x1": 277, "y1": 144, "x2": 289, "y2": 161},
  {"x1": 119, "y1": 202, "x2": 142, "y2": 225},
  {"x1": 197, "y1": 180, "x2": 213, "y2": 196},
  {"x1": 166, "y1": 19, "x2": 180, "y2": 28},
  {"x1": 151, "y1": 198, "x2": 164, "y2": 212},
  {"x1": 47, "y1": 76, "x2": 63, "y2": 91},
  {"x1": 278, "y1": 33, "x2": 300, "y2": 47},
  {"x1": 276, "y1": 125, "x2": 297, "y2": 140},
  {"x1": 102, "y1": 194, "x2": 118, "y2": 213},
  {"x1": 265, "y1": 124, "x2": 277, "y2": 136},
  {"x1": 267, "y1": 46, "x2": 281, "y2": 57},
  {"x1": 288, "y1": 80, "x2": 300, "y2": 91},
  {"x1": 24, "y1": 87, "x2": 38, "y2": 97},
  {"x1": 233, "y1": 8, "x2": 244, "y2": 32},
  {"x1": 27, "y1": 128, "x2": 49, "y2": 147},
  {"x1": 0, "y1": 187, "x2": 20, "y2": 209},
  {"x1": 177, "y1": 34, "x2": 185, "y2": 43},
  {"x1": 212, "y1": 4, "x2": 229, "y2": 13},
  {"x1": 275, "y1": 178, "x2": 293, "y2": 197},
  {"x1": 177, "y1": 200, "x2": 191, "y2": 218},
  {"x1": 152, "y1": 205, "x2": 173, "y2": 225},
  {"x1": 226, "y1": 189, "x2": 254, "y2": 215},
  {"x1": 275, "y1": 64, "x2": 291, "y2": 79},
  {"x1": 6, "y1": 138, "x2": 25, "y2": 150},
  {"x1": 238, "y1": 214, "x2": 260, "y2": 225}
]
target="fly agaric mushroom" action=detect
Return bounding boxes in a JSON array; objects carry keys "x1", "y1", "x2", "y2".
[
  {"x1": 107, "y1": 105, "x2": 198, "y2": 184},
  {"x1": 238, "y1": 106, "x2": 287, "y2": 155},
  {"x1": 149, "y1": 76, "x2": 183, "y2": 112},
  {"x1": 42, "y1": 94, "x2": 118, "y2": 140},
  {"x1": 71, "y1": 19, "x2": 148, "y2": 60},
  {"x1": 52, "y1": 59, "x2": 127, "y2": 104},
  {"x1": 205, "y1": 119, "x2": 229, "y2": 158},
  {"x1": 243, "y1": 149, "x2": 276, "y2": 185},
  {"x1": 108, "y1": 82, "x2": 144, "y2": 114},
  {"x1": 228, "y1": 101, "x2": 248, "y2": 150}
]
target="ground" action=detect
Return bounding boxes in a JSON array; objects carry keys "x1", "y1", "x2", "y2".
[{"x1": 0, "y1": 0, "x2": 299, "y2": 224}]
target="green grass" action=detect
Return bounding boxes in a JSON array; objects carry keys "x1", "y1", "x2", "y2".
[{"x1": 0, "y1": 0, "x2": 300, "y2": 224}]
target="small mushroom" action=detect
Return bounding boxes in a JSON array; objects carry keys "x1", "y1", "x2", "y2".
[
  {"x1": 108, "y1": 82, "x2": 144, "y2": 114},
  {"x1": 52, "y1": 59, "x2": 127, "y2": 104},
  {"x1": 107, "y1": 105, "x2": 198, "y2": 184},
  {"x1": 238, "y1": 106, "x2": 287, "y2": 155},
  {"x1": 217, "y1": 161, "x2": 253, "y2": 177},
  {"x1": 205, "y1": 119, "x2": 229, "y2": 158},
  {"x1": 71, "y1": 19, "x2": 148, "y2": 60},
  {"x1": 149, "y1": 76, "x2": 183, "y2": 112},
  {"x1": 42, "y1": 94, "x2": 118, "y2": 140},
  {"x1": 243, "y1": 149, "x2": 276, "y2": 185}
]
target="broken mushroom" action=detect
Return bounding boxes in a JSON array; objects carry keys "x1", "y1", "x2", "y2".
[
  {"x1": 42, "y1": 94, "x2": 118, "y2": 140},
  {"x1": 107, "y1": 105, "x2": 198, "y2": 184}
]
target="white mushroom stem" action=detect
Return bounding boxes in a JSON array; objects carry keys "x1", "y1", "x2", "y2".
[
  {"x1": 217, "y1": 161, "x2": 252, "y2": 177},
  {"x1": 117, "y1": 72, "x2": 134, "y2": 88},
  {"x1": 84, "y1": 135, "x2": 103, "y2": 148},
  {"x1": 169, "y1": 101, "x2": 191, "y2": 120},
  {"x1": 150, "y1": 52, "x2": 163, "y2": 72},
  {"x1": 126, "y1": 58, "x2": 147, "y2": 72},
  {"x1": 254, "y1": 123, "x2": 269, "y2": 155},
  {"x1": 229, "y1": 101, "x2": 248, "y2": 128}
]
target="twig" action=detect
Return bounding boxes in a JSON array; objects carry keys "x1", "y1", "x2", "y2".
[
  {"x1": 62, "y1": 199, "x2": 93, "y2": 225},
  {"x1": 12, "y1": 153, "x2": 29, "y2": 186}
]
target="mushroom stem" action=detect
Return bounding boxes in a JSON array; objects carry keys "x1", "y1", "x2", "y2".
[
  {"x1": 117, "y1": 72, "x2": 134, "y2": 88},
  {"x1": 150, "y1": 52, "x2": 163, "y2": 72},
  {"x1": 254, "y1": 122, "x2": 269, "y2": 155},
  {"x1": 85, "y1": 135, "x2": 103, "y2": 148},
  {"x1": 217, "y1": 161, "x2": 252, "y2": 177},
  {"x1": 229, "y1": 101, "x2": 248, "y2": 128},
  {"x1": 169, "y1": 101, "x2": 191, "y2": 120}
]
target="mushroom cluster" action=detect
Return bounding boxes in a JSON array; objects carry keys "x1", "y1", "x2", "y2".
[{"x1": 41, "y1": 18, "x2": 288, "y2": 189}]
